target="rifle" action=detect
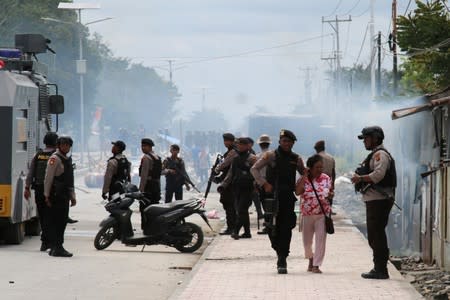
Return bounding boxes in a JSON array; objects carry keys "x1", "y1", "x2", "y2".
[
  {"x1": 170, "y1": 161, "x2": 201, "y2": 193},
  {"x1": 204, "y1": 154, "x2": 223, "y2": 200},
  {"x1": 342, "y1": 175, "x2": 401, "y2": 211},
  {"x1": 261, "y1": 177, "x2": 279, "y2": 236}
]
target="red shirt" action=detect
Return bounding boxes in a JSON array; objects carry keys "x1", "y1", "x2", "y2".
[{"x1": 300, "y1": 173, "x2": 332, "y2": 216}]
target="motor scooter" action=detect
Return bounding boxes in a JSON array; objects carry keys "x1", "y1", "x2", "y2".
[{"x1": 94, "y1": 183, "x2": 212, "y2": 253}]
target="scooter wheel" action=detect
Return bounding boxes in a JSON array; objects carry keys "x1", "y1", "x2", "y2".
[
  {"x1": 94, "y1": 224, "x2": 118, "y2": 250},
  {"x1": 174, "y1": 222, "x2": 204, "y2": 253}
]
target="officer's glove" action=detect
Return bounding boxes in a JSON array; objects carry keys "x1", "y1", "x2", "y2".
[{"x1": 102, "y1": 193, "x2": 108, "y2": 200}]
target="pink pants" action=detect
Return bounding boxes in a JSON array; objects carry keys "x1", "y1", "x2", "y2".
[{"x1": 302, "y1": 214, "x2": 327, "y2": 266}]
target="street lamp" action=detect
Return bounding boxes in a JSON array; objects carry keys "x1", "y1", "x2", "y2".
[{"x1": 56, "y1": 2, "x2": 105, "y2": 165}]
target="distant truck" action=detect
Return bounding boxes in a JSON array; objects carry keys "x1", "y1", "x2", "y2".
[{"x1": 0, "y1": 34, "x2": 64, "y2": 244}]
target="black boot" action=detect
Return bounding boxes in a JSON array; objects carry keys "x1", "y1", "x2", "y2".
[
  {"x1": 277, "y1": 255, "x2": 287, "y2": 274},
  {"x1": 219, "y1": 228, "x2": 233, "y2": 235},
  {"x1": 239, "y1": 232, "x2": 251, "y2": 238},
  {"x1": 257, "y1": 227, "x2": 269, "y2": 235},
  {"x1": 49, "y1": 246, "x2": 73, "y2": 257},
  {"x1": 361, "y1": 268, "x2": 389, "y2": 279},
  {"x1": 67, "y1": 217, "x2": 78, "y2": 224},
  {"x1": 40, "y1": 242, "x2": 51, "y2": 252}
]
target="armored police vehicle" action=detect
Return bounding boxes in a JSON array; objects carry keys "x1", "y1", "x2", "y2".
[{"x1": 0, "y1": 34, "x2": 64, "y2": 244}]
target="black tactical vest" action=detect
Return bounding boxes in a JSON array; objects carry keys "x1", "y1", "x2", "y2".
[
  {"x1": 109, "y1": 156, "x2": 130, "y2": 183},
  {"x1": 216, "y1": 148, "x2": 235, "y2": 182},
  {"x1": 164, "y1": 157, "x2": 185, "y2": 184},
  {"x1": 33, "y1": 149, "x2": 55, "y2": 186},
  {"x1": 356, "y1": 148, "x2": 397, "y2": 190},
  {"x1": 148, "y1": 154, "x2": 162, "y2": 180},
  {"x1": 266, "y1": 148, "x2": 299, "y2": 192},
  {"x1": 52, "y1": 153, "x2": 74, "y2": 199},
  {"x1": 231, "y1": 151, "x2": 254, "y2": 189}
]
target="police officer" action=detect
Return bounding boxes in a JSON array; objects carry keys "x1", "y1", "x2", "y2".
[
  {"x1": 215, "y1": 133, "x2": 238, "y2": 235},
  {"x1": 219, "y1": 138, "x2": 257, "y2": 239},
  {"x1": 44, "y1": 136, "x2": 76, "y2": 257},
  {"x1": 139, "y1": 138, "x2": 162, "y2": 204},
  {"x1": 102, "y1": 140, "x2": 131, "y2": 200},
  {"x1": 351, "y1": 126, "x2": 396, "y2": 280},
  {"x1": 255, "y1": 134, "x2": 272, "y2": 235},
  {"x1": 247, "y1": 137, "x2": 256, "y2": 155},
  {"x1": 24, "y1": 132, "x2": 58, "y2": 251},
  {"x1": 251, "y1": 129, "x2": 305, "y2": 274},
  {"x1": 162, "y1": 144, "x2": 191, "y2": 203}
]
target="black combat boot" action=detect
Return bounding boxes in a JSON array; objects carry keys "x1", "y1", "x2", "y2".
[
  {"x1": 219, "y1": 228, "x2": 233, "y2": 235},
  {"x1": 40, "y1": 242, "x2": 51, "y2": 252},
  {"x1": 231, "y1": 228, "x2": 240, "y2": 240},
  {"x1": 49, "y1": 246, "x2": 73, "y2": 257},
  {"x1": 239, "y1": 232, "x2": 251, "y2": 238},
  {"x1": 67, "y1": 217, "x2": 78, "y2": 224},
  {"x1": 361, "y1": 268, "x2": 389, "y2": 279},
  {"x1": 277, "y1": 255, "x2": 287, "y2": 274}
]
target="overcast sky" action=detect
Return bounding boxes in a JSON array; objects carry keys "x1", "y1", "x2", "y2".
[{"x1": 79, "y1": 0, "x2": 414, "y2": 128}]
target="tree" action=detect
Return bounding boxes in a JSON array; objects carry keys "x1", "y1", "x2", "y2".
[
  {"x1": 397, "y1": 0, "x2": 450, "y2": 92},
  {"x1": 95, "y1": 57, "x2": 180, "y2": 135},
  {"x1": 0, "y1": 0, "x2": 179, "y2": 142}
]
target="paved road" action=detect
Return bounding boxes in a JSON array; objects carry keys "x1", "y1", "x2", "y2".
[{"x1": 0, "y1": 177, "x2": 223, "y2": 300}]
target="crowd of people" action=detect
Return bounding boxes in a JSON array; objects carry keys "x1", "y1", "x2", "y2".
[{"x1": 25, "y1": 125, "x2": 396, "y2": 281}]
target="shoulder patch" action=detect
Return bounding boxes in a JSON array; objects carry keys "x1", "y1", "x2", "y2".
[
  {"x1": 374, "y1": 152, "x2": 381, "y2": 161},
  {"x1": 49, "y1": 157, "x2": 56, "y2": 165}
]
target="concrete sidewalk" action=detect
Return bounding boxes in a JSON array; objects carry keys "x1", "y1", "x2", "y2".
[{"x1": 170, "y1": 207, "x2": 423, "y2": 300}]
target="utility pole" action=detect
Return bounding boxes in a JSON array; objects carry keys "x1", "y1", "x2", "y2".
[
  {"x1": 299, "y1": 67, "x2": 313, "y2": 105},
  {"x1": 370, "y1": 0, "x2": 376, "y2": 99},
  {"x1": 377, "y1": 31, "x2": 382, "y2": 97},
  {"x1": 167, "y1": 59, "x2": 174, "y2": 84},
  {"x1": 322, "y1": 15, "x2": 352, "y2": 94},
  {"x1": 201, "y1": 87, "x2": 206, "y2": 112},
  {"x1": 392, "y1": 0, "x2": 398, "y2": 96}
]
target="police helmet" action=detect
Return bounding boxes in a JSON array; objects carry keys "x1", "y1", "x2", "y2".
[
  {"x1": 57, "y1": 135, "x2": 73, "y2": 146},
  {"x1": 112, "y1": 140, "x2": 126, "y2": 152},
  {"x1": 43, "y1": 132, "x2": 58, "y2": 146},
  {"x1": 358, "y1": 126, "x2": 384, "y2": 141}
]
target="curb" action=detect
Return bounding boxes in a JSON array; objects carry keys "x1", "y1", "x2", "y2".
[{"x1": 168, "y1": 228, "x2": 223, "y2": 300}]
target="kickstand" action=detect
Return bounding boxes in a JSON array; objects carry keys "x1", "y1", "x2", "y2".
[{"x1": 141, "y1": 244, "x2": 146, "y2": 252}]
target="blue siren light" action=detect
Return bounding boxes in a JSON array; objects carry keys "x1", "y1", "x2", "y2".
[{"x1": 0, "y1": 49, "x2": 22, "y2": 59}]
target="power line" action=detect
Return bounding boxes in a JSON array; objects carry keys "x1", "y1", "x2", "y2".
[
  {"x1": 340, "y1": 0, "x2": 362, "y2": 16},
  {"x1": 403, "y1": 0, "x2": 413, "y2": 15},
  {"x1": 325, "y1": 0, "x2": 343, "y2": 17},
  {"x1": 353, "y1": 6, "x2": 370, "y2": 18},
  {"x1": 355, "y1": 22, "x2": 369, "y2": 65},
  {"x1": 441, "y1": 0, "x2": 450, "y2": 12},
  {"x1": 175, "y1": 34, "x2": 333, "y2": 67}
]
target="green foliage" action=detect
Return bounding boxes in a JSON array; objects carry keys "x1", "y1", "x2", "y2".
[
  {"x1": 397, "y1": 0, "x2": 450, "y2": 93},
  {"x1": 96, "y1": 57, "x2": 180, "y2": 133},
  {"x1": 0, "y1": 0, "x2": 179, "y2": 139}
]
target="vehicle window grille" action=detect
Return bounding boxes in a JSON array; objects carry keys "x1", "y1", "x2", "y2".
[{"x1": 38, "y1": 84, "x2": 49, "y2": 119}]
